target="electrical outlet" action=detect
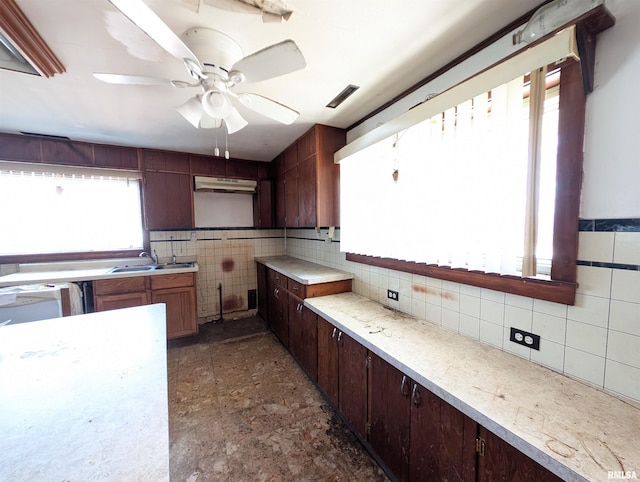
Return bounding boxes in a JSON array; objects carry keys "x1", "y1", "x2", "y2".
[
  {"x1": 387, "y1": 289, "x2": 399, "y2": 301},
  {"x1": 509, "y1": 327, "x2": 541, "y2": 350}
]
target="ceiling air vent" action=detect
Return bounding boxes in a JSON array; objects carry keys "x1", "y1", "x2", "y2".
[{"x1": 326, "y1": 84, "x2": 360, "y2": 109}]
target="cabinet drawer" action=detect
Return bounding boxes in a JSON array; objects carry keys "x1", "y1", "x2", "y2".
[
  {"x1": 269, "y1": 269, "x2": 288, "y2": 289},
  {"x1": 94, "y1": 276, "x2": 147, "y2": 295},
  {"x1": 150, "y1": 272, "x2": 195, "y2": 290},
  {"x1": 288, "y1": 279, "x2": 307, "y2": 299}
]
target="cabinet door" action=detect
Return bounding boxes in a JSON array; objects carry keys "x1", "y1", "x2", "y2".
[
  {"x1": 256, "y1": 263, "x2": 268, "y2": 321},
  {"x1": 300, "y1": 304, "x2": 318, "y2": 381},
  {"x1": 254, "y1": 179, "x2": 273, "y2": 228},
  {"x1": 338, "y1": 331, "x2": 368, "y2": 439},
  {"x1": 95, "y1": 291, "x2": 149, "y2": 312},
  {"x1": 289, "y1": 295, "x2": 318, "y2": 381},
  {"x1": 317, "y1": 316, "x2": 339, "y2": 407},
  {"x1": 275, "y1": 175, "x2": 286, "y2": 228},
  {"x1": 152, "y1": 286, "x2": 197, "y2": 339},
  {"x1": 297, "y1": 156, "x2": 317, "y2": 228},
  {"x1": 289, "y1": 294, "x2": 304, "y2": 364},
  {"x1": 410, "y1": 382, "x2": 477, "y2": 482},
  {"x1": 143, "y1": 171, "x2": 193, "y2": 229},
  {"x1": 268, "y1": 283, "x2": 288, "y2": 347},
  {"x1": 284, "y1": 167, "x2": 299, "y2": 227},
  {"x1": 369, "y1": 353, "x2": 411, "y2": 482},
  {"x1": 477, "y1": 426, "x2": 563, "y2": 482}
]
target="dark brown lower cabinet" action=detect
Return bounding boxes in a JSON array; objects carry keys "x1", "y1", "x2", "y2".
[
  {"x1": 288, "y1": 295, "x2": 318, "y2": 381},
  {"x1": 338, "y1": 330, "x2": 368, "y2": 439},
  {"x1": 477, "y1": 426, "x2": 563, "y2": 482},
  {"x1": 317, "y1": 316, "x2": 339, "y2": 407},
  {"x1": 369, "y1": 353, "x2": 412, "y2": 481},
  {"x1": 410, "y1": 382, "x2": 477, "y2": 482},
  {"x1": 267, "y1": 280, "x2": 288, "y2": 348},
  {"x1": 256, "y1": 263, "x2": 268, "y2": 320}
]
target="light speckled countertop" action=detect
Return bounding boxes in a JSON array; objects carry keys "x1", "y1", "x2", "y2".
[
  {"x1": 255, "y1": 255, "x2": 354, "y2": 285},
  {"x1": 0, "y1": 258, "x2": 198, "y2": 288},
  {"x1": 306, "y1": 292, "x2": 639, "y2": 482},
  {"x1": 0, "y1": 304, "x2": 170, "y2": 481}
]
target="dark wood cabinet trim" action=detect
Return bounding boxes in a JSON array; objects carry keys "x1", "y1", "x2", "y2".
[
  {"x1": 346, "y1": 253, "x2": 576, "y2": 305},
  {"x1": 0, "y1": 0, "x2": 65, "y2": 77}
]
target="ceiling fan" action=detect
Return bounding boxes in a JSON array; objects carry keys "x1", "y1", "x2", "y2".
[{"x1": 93, "y1": 0, "x2": 306, "y2": 134}]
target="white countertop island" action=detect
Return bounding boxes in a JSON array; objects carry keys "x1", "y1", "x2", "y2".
[{"x1": 0, "y1": 304, "x2": 170, "y2": 481}]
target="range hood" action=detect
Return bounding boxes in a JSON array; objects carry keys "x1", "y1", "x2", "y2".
[{"x1": 194, "y1": 176, "x2": 257, "y2": 193}]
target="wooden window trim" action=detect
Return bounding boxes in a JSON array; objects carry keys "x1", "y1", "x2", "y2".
[{"x1": 0, "y1": 0, "x2": 65, "y2": 77}]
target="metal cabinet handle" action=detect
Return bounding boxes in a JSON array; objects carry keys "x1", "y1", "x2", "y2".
[
  {"x1": 401, "y1": 375, "x2": 410, "y2": 397},
  {"x1": 332, "y1": 327, "x2": 337, "y2": 339},
  {"x1": 292, "y1": 284, "x2": 299, "y2": 291},
  {"x1": 296, "y1": 303, "x2": 303, "y2": 313},
  {"x1": 274, "y1": 287, "x2": 279, "y2": 299},
  {"x1": 412, "y1": 384, "x2": 422, "y2": 407},
  {"x1": 337, "y1": 331, "x2": 343, "y2": 343}
]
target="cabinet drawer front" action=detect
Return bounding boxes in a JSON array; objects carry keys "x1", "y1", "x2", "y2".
[
  {"x1": 269, "y1": 269, "x2": 288, "y2": 289},
  {"x1": 150, "y1": 272, "x2": 195, "y2": 290},
  {"x1": 288, "y1": 279, "x2": 307, "y2": 298},
  {"x1": 94, "y1": 276, "x2": 147, "y2": 295}
]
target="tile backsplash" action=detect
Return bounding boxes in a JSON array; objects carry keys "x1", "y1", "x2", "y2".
[
  {"x1": 150, "y1": 229, "x2": 284, "y2": 321},
  {"x1": 284, "y1": 224, "x2": 640, "y2": 405}
]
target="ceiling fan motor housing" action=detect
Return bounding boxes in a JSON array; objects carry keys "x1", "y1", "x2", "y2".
[{"x1": 181, "y1": 28, "x2": 243, "y2": 79}]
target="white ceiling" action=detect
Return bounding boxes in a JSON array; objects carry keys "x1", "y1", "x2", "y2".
[{"x1": 0, "y1": 0, "x2": 539, "y2": 162}]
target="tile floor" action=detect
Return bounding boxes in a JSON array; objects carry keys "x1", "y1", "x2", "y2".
[{"x1": 167, "y1": 317, "x2": 389, "y2": 481}]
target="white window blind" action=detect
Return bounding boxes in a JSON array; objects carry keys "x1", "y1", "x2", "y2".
[
  {"x1": 341, "y1": 76, "x2": 532, "y2": 275},
  {"x1": 0, "y1": 163, "x2": 144, "y2": 255}
]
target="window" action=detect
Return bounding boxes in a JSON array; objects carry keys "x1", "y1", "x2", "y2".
[
  {"x1": 338, "y1": 27, "x2": 586, "y2": 305},
  {"x1": 0, "y1": 163, "x2": 144, "y2": 256}
]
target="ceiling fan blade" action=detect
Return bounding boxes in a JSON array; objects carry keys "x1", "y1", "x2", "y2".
[
  {"x1": 93, "y1": 73, "x2": 172, "y2": 85},
  {"x1": 108, "y1": 0, "x2": 202, "y2": 73},
  {"x1": 237, "y1": 93, "x2": 299, "y2": 124},
  {"x1": 224, "y1": 106, "x2": 248, "y2": 134},
  {"x1": 231, "y1": 40, "x2": 305, "y2": 83}
]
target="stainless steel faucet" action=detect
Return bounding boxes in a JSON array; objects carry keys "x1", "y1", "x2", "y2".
[
  {"x1": 139, "y1": 251, "x2": 157, "y2": 264},
  {"x1": 170, "y1": 236, "x2": 176, "y2": 264}
]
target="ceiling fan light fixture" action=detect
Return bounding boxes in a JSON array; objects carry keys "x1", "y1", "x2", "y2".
[
  {"x1": 176, "y1": 97, "x2": 204, "y2": 127},
  {"x1": 202, "y1": 90, "x2": 232, "y2": 118}
]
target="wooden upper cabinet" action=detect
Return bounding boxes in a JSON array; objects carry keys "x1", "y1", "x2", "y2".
[
  {"x1": 143, "y1": 171, "x2": 193, "y2": 229},
  {"x1": 284, "y1": 168, "x2": 299, "y2": 227},
  {"x1": 274, "y1": 124, "x2": 346, "y2": 228},
  {"x1": 297, "y1": 128, "x2": 316, "y2": 161},
  {"x1": 275, "y1": 175, "x2": 286, "y2": 228},
  {"x1": 190, "y1": 154, "x2": 226, "y2": 176},
  {"x1": 141, "y1": 149, "x2": 190, "y2": 173},
  {"x1": 0, "y1": 132, "x2": 42, "y2": 162},
  {"x1": 94, "y1": 144, "x2": 138, "y2": 170},
  {"x1": 297, "y1": 155, "x2": 317, "y2": 227},
  {"x1": 41, "y1": 138, "x2": 93, "y2": 167},
  {"x1": 254, "y1": 179, "x2": 274, "y2": 228},
  {"x1": 283, "y1": 144, "x2": 298, "y2": 172},
  {"x1": 227, "y1": 159, "x2": 259, "y2": 179}
]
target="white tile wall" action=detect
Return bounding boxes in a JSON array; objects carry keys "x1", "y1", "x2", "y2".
[
  {"x1": 283, "y1": 228, "x2": 640, "y2": 404},
  {"x1": 151, "y1": 229, "x2": 285, "y2": 320}
]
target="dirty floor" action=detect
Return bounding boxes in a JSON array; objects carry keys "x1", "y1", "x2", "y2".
[{"x1": 167, "y1": 317, "x2": 389, "y2": 482}]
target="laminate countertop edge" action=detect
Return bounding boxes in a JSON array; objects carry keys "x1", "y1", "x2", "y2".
[
  {"x1": 255, "y1": 255, "x2": 354, "y2": 285},
  {"x1": 305, "y1": 292, "x2": 640, "y2": 482}
]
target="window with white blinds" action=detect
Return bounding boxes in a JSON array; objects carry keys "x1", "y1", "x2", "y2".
[
  {"x1": 0, "y1": 163, "x2": 144, "y2": 255},
  {"x1": 341, "y1": 71, "x2": 560, "y2": 278}
]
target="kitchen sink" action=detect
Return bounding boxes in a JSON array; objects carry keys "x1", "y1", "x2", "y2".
[
  {"x1": 109, "y1": 266, "x2": 156, "y2": 273},
  {"x1": 109, "y1": 262, "x2": 194, "y2": 274},
  {"x1": 155, "y1": 263, "x2": 194, "y2": 269}
]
